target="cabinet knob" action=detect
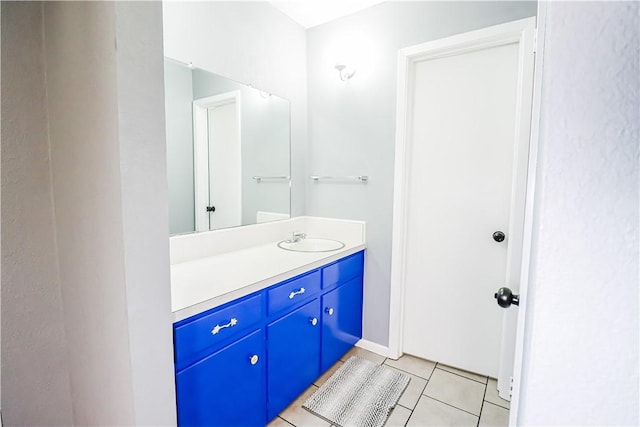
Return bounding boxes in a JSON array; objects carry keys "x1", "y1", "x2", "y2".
[
  {"x1": 325, "y1": 307, "x2": 334, "y2": 316},
  {"x1": 250, "y1": 354, "x2": 259, "y2": 365},
  {"x1": 309, "y1": 317, "x2": 318, "y2": 326}
]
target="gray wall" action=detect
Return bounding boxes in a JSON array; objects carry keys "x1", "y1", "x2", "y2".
[
  {"x1": 165, "y1": 60, "x2": 195, "y2": 235},
  {"x1": 517, "y1": 2, "x2": 639, "y2": 424},
  {"x1": 306, "y1": 1, "x2": 538, "y2": 346}
]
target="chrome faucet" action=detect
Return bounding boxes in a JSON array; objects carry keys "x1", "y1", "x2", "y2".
[{"x1": 288, "y1": 232, "x2": 306, "y2": 243}]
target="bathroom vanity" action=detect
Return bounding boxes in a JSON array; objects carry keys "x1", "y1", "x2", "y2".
[{"x1": 170, "y1": 217, "x2": 366, "y2": 426}]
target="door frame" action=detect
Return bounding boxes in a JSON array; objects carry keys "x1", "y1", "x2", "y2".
[
  {"x1": 192, "y1": 90, "x2": 242, "y2": 231},
  {"x1": 388, "y1": 16, "x2": 539, "y2": 421}
]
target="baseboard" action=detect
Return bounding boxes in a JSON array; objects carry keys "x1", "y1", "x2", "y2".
[{"x1": 355, "y1": 339, "x2": 393, "y2": 358}]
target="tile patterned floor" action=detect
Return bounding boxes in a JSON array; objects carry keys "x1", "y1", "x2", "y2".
[{"x1": 269, "y1": 347, "x2": 510, "y2": 427}]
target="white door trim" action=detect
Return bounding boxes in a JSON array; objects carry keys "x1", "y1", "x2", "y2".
[
  {"x1": 510, "y1": 4, "x2": 547, "y2": 424},
  {"x1": 192, "y1": 91, "x2": 242, "y2": 231},
  {"x1": 388, "y1": 16, "x2": 538, "y2": 421}
]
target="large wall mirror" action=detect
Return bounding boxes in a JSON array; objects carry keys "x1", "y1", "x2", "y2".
[{"x1": 164, "y1": 58, "x2": 291, "y2": 235}]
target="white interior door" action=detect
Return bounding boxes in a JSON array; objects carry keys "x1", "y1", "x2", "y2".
[
  {"x1": 193, "y1": 91, "x2": 242, "y2": 232},
  {"x1": 391, "y1": 18, "x2": 536, "y2": 397},
  {"x1": 207, "y1": 102, "x2": 241, "y2": 229},
  {"x1": 402, "y1": 41, "x2": 519, "y2": 378}
]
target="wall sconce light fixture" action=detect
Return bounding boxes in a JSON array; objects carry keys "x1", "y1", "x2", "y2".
[{"x1": 335, "y1": 64, "x2": 356, "y2": 81}]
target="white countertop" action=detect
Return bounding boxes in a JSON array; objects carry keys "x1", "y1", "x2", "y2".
[{"x1": 171, "y1": 240, "x2": 366, "y2": 322}]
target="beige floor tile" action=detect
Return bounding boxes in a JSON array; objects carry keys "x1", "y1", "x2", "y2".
[
  {"x1": 484, "y1": 378, "x2": 510, "y2": 409},
  {"x1": 407, "y1": 396, "x2": 478, "y2": 427},
  {"x1": 340, "y1": 346, "x2": 386, "y2": 365},
  {"x1": 436, "y1": 363, "x2": 488, "y2": 384},
  {"x1": 386, "y1": 366, "x2": 428, "y2": 410},
  {"x1": 314, "y1": 360, "x2": 344, "y2": 387},
  {"x1": 385, "y1": 354, "x2": 436, "y2": 380},
  {"x1": 267, "y1": 416, "x2": 295, "y2": 427},
  {"x1": 278, "y1": 385, "x2": 331, "y2": 427},
  {"x1": 479, "y1": 402, "x2": 509, "y2": 427},
  {"x1": 423, "y1": 369, "x2": 486, "y2": 415},
  {"x1": 385, "y1": 405, "x2": 412, "y2": 427}
]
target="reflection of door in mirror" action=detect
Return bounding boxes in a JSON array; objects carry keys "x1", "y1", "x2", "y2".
[
  {"x1": 193, "y1": 92, "x2": 242, "y2": 231},
  {"x1": 164, "y1": 57, "x2": 291, "y2": 236}
]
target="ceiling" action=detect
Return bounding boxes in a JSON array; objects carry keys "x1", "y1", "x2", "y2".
[{"x1": 270, "y1": 0, "x2": 384, "y2": 29}]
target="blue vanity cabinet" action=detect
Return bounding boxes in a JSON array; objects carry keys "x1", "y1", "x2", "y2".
[
  {"x1": 321, "y1": 275, "x2": 364, "y2": 372},
  {"x1": 175, "y1": 329, "x2": 266, "y2": 427},
  {"x1": 173, "y1": 250, "x2": 365, "y2": 426},
  {"x1": 174, "y1": 293, "x2": 266, "y2": 427},
  {"x1": 267, "y1": 270, "x2": 321, "y2": 315},
  {"x1": 322, "y1": 250, "x2": 364, "y2": 290},
  {"x1": 173, "y1": 294, "x2": 263, "y2": 371},
  {"x1": 320, "y1": 251, "x2": 364, "y2": 371},
  {"x1": 267, "y1": 298, "x2": 321, "y2": 420}
]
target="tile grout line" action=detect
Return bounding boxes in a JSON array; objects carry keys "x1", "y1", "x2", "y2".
[
  {"x1": 483, "y1": 400, "x2": 511, "y2": 412},
  {"x1": 277, "y1": 416, "x2": 294, "y2": 426},
  {"x1": 417, "y1": 365, "x2": 492, "y2": 419},
  {"x1": 484, "y1": 388, "x2": 511, "y2": 410},
  {"x1": 396, "y1": 371, "x2": 428, "y2": 412},
  {"x1": 484, "y1": 378, "x2": 511, "y2": 410},
  {"x1": 485, "y1": 398, "x2": 511, "y2": 411},
  {"x1": 421, "y1": 395, "x2": 483, "y2": 419},
  {"x1": 383, "y1": 361, "x2": 436, "y2": 382},
  {"x1": 434, "y1": 362, "x2": 488, "y2": 385},
  {"x1": 477, "y1": 378, "x2": 489, "y2": 427}
]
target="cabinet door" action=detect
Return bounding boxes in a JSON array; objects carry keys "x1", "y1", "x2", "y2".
[
  {"x1": 267, "y1": 299, "x2": 321, "y2": 420},
  {"x1": 321, "y1": 276, "x2": 363, "y2": 372},
  {"x1": 176, "y1": 330, "x2": 265, "y2": 427}
]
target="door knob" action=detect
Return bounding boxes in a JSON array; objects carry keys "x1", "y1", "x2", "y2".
[
  {"x1": 494, "y1": 287, "x2": 519, "y2": 308},
  {"x1": 206, "y1": 206, "x2": 216, "y2": 213},
  {"x1": 493, "y1": 231, "x2": 505, "y2": 242}
]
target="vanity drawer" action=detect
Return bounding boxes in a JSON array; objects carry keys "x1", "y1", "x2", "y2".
[
  {"x1": 174, "y1": 293, "x2": 264, "y2": 367},
  {"x1": 322, "y1": 251, "x2": 364, "y2": 288},
  {"x1": 268, "y1": 270, "x2": 321, "y2": 315}
]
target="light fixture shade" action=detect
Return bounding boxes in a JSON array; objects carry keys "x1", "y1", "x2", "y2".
[{"x1": 335, "y1": 64, "x2": 357, "y2": 81}]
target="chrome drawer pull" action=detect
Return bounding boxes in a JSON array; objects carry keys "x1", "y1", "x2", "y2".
[
  {"x1": 288, "y1": 287, "x2": 306, "y2": 299},
  {"x1": 211, "y1": 318, "x2": 238, "y2": 335}
]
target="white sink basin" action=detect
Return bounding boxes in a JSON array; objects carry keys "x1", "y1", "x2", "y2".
[{"x1": 277, "y1": 238, "x2": 345, "y2": 252}]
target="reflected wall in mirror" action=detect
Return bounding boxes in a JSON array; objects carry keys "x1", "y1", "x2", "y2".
[{"x1": 164, "y1": 58, "x2": 291, "y2": 235}]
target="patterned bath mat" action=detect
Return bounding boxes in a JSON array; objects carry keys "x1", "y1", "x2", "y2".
[{"x1": 303, "y1": 356, "x2": 410, "y2": 427}]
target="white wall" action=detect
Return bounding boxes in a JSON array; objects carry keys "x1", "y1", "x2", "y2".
[
  {"x1": 44, "y1": 4, "x2": 136, "y2": 423},
  {"x1": 113, "y1": 3, "x2": 177, "y2": 424},
  {"x1": 2, "y1": 2, "x2": 176, "y2": 425},
  {"x1": 517, "y1": 2, "x2": 639, "y2": 425},
  {"x1": 163, "y1": 1, "x2": 307, "y2": 219},
  {"x1": 306, "y1": 1, "x2": 537, "y2": 346},
  {"x1": 1, "y1": 3, "x2": 74, "y2": 424}
]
